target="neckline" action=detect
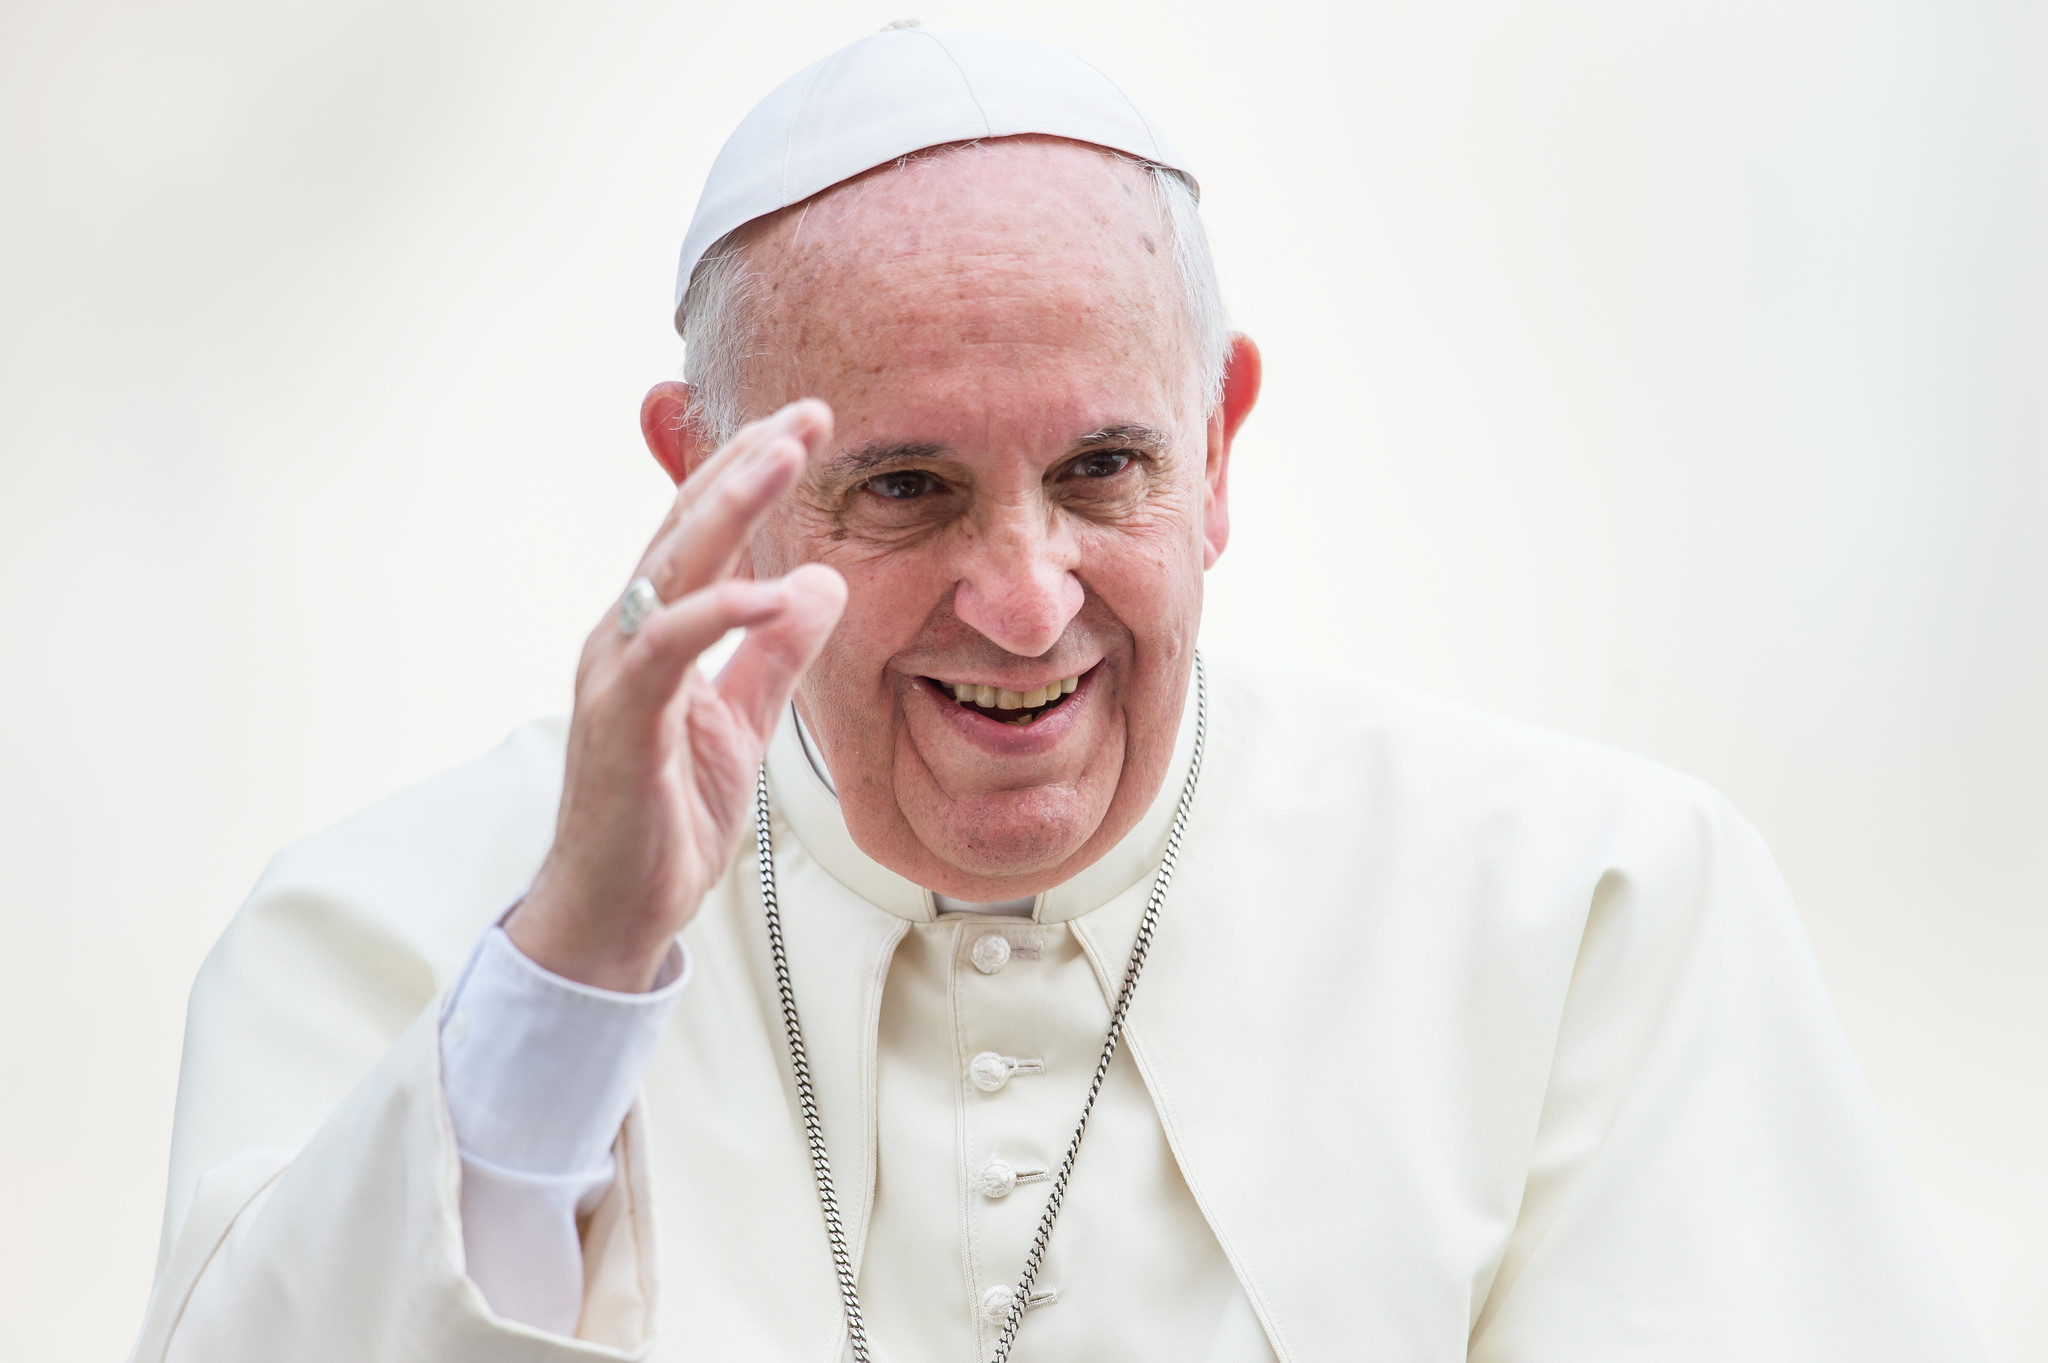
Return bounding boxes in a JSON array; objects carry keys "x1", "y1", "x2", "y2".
[{"x1": 764, "y1": 670, "x2": 1201, "y2": 924}]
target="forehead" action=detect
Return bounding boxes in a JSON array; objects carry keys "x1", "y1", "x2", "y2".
[{"x1": 741, "y1": 138, "x2": 1189, "y2": 420}]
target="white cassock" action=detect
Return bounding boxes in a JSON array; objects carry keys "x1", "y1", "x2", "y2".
[{"x1": 130, "y1": 652, "x2": 1982, "y2": 1361}]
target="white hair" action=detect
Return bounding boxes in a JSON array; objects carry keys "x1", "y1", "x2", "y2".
[{"x1": 679, "y1": 154, "x2": 1230, "y2": 446}]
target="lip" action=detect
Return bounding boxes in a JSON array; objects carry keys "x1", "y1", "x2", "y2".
[{"x1": 905, "y1": 664, "x2": 1099, "y2": 757}]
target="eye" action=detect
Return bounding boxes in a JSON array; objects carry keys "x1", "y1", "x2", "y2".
[
  {"x1": 1069, "y1": 451, "x2": 1133, "y2": 480},
  {"x1": 864, "y1": 469, "x2": 940, "y2": 500}
]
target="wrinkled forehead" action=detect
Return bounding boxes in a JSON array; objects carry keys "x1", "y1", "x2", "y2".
[{"x1": 739, "y1": 138, "x2": 1191, "y2": 395}]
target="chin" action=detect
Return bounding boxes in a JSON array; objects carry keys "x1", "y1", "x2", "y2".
[{"x1": 910, "y1": 783, "x2": 1104, "y2": 886}]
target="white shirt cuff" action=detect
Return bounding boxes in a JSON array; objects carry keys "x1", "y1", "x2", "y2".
[{"x1": 441, "y1": 924, "x2": 689, "y2": 1176}]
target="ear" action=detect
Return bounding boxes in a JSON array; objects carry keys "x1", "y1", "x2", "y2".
[
  {"x1": 1201, "y1": 333, "x2": 1262, "y2": 570},
  {"x1": 641, "y1": 381, "x2": 713, "y2": 485}
]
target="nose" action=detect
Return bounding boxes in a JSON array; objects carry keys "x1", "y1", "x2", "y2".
[{"x1": 950, "y1": 509, "x2": 1085, "y2": 658}]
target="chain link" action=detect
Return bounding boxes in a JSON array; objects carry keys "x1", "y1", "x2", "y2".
[
  {"x1": 755, "y1": 758, "x2": 873, "y2": 1360},
  {"x1": 755, "y1": 652, "x2": 1208, "y2": 1363}
]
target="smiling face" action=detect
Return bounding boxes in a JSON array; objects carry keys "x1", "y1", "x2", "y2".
[{"x1": 714, "y1": 138, "x2": 1246, "y2": 900}]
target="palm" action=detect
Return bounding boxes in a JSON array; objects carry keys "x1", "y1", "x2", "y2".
[
  {"x1": 510, "y1": 403, "x2": 845, "y2": 992},
  {"x1": 667, "y1": 671, "x2": 776, "y2": 910}
]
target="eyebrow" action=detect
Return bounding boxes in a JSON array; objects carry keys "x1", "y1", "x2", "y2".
[
  {"x1": 821, "y1": 441, "x2": 953, "y2": 482},
  {"x1": 821, "y1": 424, "x2": 1172, "y2": 483},
  {"x1": 1072, "y1": 423, "x2": 1170, "y2": 451}
]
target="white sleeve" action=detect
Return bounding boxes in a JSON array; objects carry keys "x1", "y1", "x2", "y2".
[
  {"x1": 1468, "y1": 797, "x2": 1983, "y2": 1359},
  {"x1": 439, "y1": 924, "x2": 688, "y2": 1337}
]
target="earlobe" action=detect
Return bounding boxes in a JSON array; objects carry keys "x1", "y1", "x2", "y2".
[
  {"x1": 641, "y1": 381, "x2": 707, "y2": 486},
  {"x1": 1202, "y1": 470, "x2": 1231, "y2": 569}
]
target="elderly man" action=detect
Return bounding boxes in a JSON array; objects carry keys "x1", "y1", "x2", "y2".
[{"x1": 132, "y1": 25, "x2": 1978, "y2": 1363}]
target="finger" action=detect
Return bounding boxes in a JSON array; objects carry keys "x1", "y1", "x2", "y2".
[
  {"x1": 685, "y1": 399, "x2": 830, "y2": 502},
  {"x1": 643, "y1": 435, "x2": 805, "y2": 604},
  {"x1": 641, "y1": 399, "x2": 832, "y2": 554},
  {"x1": 607, "y1": 579, "x2": 794, "y2": 713},
  {"x1": 635, "y1": 402, "x2": 832, "y2": 602},
  {"x1": 665, "y1": 398, "x2": 828, "y2": 549},
  {"x1": 714, "y1": 562, "x2": 848, "y2": 740}
]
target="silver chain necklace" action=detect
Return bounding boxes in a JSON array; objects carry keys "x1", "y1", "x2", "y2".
[{"x1": 752, "y1": 652, "x2": 1208, "y2": 1363}]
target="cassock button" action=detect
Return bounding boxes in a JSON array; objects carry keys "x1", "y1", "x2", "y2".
[
  {"x1": 971, "y1": 933, "x2": 1012, "y2": 974},
  {"x1": 982, "y1": 1283, "x2": 1057, "y2": 1321},
  {"x1": 968, "y1": 1052, "x2": 1042, "y2": 1092},
  {"x1": 969, "y1": 1051, "x2": 1013, "y2": 1092},
  {"x1": 975, "y1": 1157, "x2": 1018, "y2": 1198}
]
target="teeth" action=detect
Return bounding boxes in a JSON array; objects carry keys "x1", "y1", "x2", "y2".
[{"x1": 942, "y1": 675, "x2": 1083, "y2": 711}]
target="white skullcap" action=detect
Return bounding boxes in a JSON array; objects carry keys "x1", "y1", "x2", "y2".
[{"x1": 671, "y1": 23, "x2": 1197, "y2": 335}]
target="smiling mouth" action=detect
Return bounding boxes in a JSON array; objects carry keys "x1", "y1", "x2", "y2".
[{"x1": 925, "y1": 673, "x2": 1084, "y2": 727}]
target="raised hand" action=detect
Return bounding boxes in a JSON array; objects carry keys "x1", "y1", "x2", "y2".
[{"x1": 505, "y1": 401, "x2": 846, "y2": 991}]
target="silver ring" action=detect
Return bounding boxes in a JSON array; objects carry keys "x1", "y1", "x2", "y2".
[{"x1": 617, "y1": 576, "x2": 663, "y2": 636}]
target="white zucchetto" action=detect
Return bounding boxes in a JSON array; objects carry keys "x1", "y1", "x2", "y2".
[{"x1": 671, "y1": 23, "x2": 1199, "y2": 333}]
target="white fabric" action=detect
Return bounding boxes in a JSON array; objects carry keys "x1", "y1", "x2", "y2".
[
  {"x1": 133, "y1": 653, "x2": 1985, "y2": 1361},
  {"x1": 437, "y1": 709, "x2": 1203, "y2": 1339},
  {"x1": 437, "y1": 890, "x2": 1269, "y2": 1356},
  {"x1": 671, "y1": 25, "x2": 1197, "y2": 331},
  {"x1": 440, "y1": 926, "x2": 687, "y2": 1335},
  {"x1": 932, "y1": 892, "x2": 1038, "y2": 917},
  {"x1": 868, "y1": 914, "x2": 1274, "y2": 1359},
  {"x1": 792, "y1": 704, "x2": 838, "y2": 796}
]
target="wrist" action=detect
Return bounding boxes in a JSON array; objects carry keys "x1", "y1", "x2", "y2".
[{"x1": 504, "y1": 891, "x2": 679, "y2": 994}]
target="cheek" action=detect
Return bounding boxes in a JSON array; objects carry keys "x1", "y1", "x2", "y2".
[
  {"x1": 747, "y1": 509, "x2": 818, "y2": 581},
  {"x1": 821, "y1": 541, "x2": 954, "y2": 658},
  {"x1": 1073, "y1": 514, "x2": 1205, "y2": 624}
]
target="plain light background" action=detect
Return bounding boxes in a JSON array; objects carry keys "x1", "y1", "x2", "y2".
[{"x1": 2, "y1": 0, "x2": 2042, "y2": 1356}]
